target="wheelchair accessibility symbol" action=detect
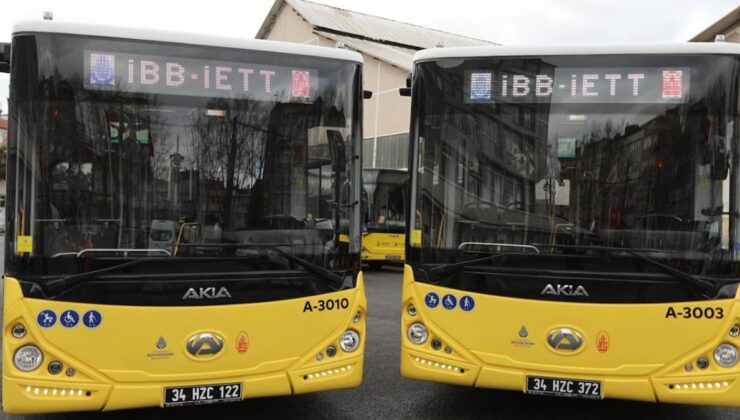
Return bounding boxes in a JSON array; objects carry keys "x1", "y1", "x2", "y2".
[
  {"x1": 60, "y1": 310, "x2": 79, "y2": 328},
  {"x1": 442, "y1": 294, "x2": 457, "y2": 310}
]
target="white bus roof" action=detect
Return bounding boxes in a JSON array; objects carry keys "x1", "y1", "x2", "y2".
[
  {"x1": 12, "y1": 20, "x2": 363, "y2": 64},
  {"x1": 414, "y1": 43, "x2": 740, "y2": 63}
]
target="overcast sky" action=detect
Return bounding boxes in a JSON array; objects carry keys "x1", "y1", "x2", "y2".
[{"x1": 0, "y1": 0, "x2": 738, "y2": 113}]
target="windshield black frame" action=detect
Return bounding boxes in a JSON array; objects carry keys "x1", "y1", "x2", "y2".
[
  {"x1": 5, "y1": 33, "x2": 364, "y2": 291},
  {"x1": 406, "y1": 53, "x2": 740, "y2": 302}
]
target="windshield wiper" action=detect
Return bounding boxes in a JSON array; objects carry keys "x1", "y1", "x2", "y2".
[
  {"x1": 539, "y1": 244, "x2": 719, "y2": 296},
  {"x1": 178, "y1": 243, "x2": 345, "y2": 287},
  {"x1": 623, "y1": 249, "x2": 717, "y2": 296},
  {"x1": 422, "y1": 252, "x2": 509, "y2": 282},
  {"x1": 44, "y1": 257, "x2": 161, "y2": 296}
]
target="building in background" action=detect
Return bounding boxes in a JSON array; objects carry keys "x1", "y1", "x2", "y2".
[
  {"x1": 690, "y1": 6, "x2": 740, "y2": 42},
  {"x1": 0, "y1": 114, "x2": 6, "y2": 209},
  {"x1": 257, "y1": 0, "x2": 495, "y2": 169},
  {"x1": 0, "y1": 114, "x2": 7, "y2": 145}
]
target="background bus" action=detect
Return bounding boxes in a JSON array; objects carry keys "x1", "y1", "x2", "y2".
[
  {"x1": 2, "y1": 21, "x2": 366, "y2": 414},
  {"x1": 362, "y1": 168, "x2": 407, "y2": 268},
  {"x1": 401, "y1": 44, "x2": 740, "y2": 407}
]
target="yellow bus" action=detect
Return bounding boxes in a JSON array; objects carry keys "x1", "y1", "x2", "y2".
[
  {"x1": 400, "y1": 43, "x2": 740, "y2": 406},
  {"x1": 362, "y1": 168, "x2": 407, "y2": 268},
  {"x1": 2, "y1": 21, "x2": 367, "y2": 414}
]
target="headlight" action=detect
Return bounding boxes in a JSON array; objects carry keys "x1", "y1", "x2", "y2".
[
  {"x1": 407, "y1": 322, "x2": 428, "y2": 345},
  {"x1": 13, "y1": 345, "x2": 43, "y2": 372},
  {"x1": 340, "y1": 329, "x2": 360, "y2": 352},
  {"x1": 714, "y1": 343, "x2": 739, "y2": 367}
]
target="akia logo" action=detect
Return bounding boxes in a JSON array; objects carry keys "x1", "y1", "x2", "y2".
[
  {"x1": 182, "y1": 287, "x2": 232, "y2": 300},
  {"x1": 541, "y1": 284, "x2": 589, "y2": 297}
]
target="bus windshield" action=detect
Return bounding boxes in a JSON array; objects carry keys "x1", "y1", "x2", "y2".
[
  {"x1": 6, "y1": 34, "x2": 361, "y2": 286},
  {"x1": 409, "y1": 54, "x2": 740, "y2": 298},
  {"x1": 363, "y1": 168, "x2": 407, "y2": 234}
]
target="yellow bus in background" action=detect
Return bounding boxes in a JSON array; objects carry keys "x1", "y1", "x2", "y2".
[
  {"x1": 401, "y1": 43, "x2": 740, "y2": 406},
  {"x1": 2, "y1": 21, "x2": 367, "y2": 414},
  {"x1": 362, "y1": 168, "x2": 407, "y2": 268}
]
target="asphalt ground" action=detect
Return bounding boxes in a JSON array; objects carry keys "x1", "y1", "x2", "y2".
[{"x1": 1, "y1": 256, "x2": 740, "y2": 419}]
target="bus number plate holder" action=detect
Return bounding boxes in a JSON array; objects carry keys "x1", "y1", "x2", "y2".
[
  {"x1": 526, "y1": 376, "x2": 601, "y2": 399},
  {"x1": 164, "y1": 382, "x2": 242, "y2": 407}
]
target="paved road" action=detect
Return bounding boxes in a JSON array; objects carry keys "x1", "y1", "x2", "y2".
[{"x1": 2, "y1": 264, "x2": 740, "y2": 419}]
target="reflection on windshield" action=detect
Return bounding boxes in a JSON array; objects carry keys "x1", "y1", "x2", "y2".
[
  {"x1": 7, "y1": 34, "x2": 360, "y2": 277},
  {"x1": 411, "y1": 55, "x2": 740, "y2": 279}
]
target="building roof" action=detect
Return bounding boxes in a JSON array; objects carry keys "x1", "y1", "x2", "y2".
[
  {"x1": 257, "y1": 0, "x2": 495, "y2": 70},
  {"x1": 414, "y1": 42, "x2": 740, "y2": 62},
  {"x1": 690, "y1": 6, "x2": 740, "y2": 42},
  {"x1": 13, "y1": 20, "x2": 363, "y2": 63}
]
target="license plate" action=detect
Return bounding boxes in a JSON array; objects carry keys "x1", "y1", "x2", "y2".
[
  {"x1": 385, "y1": 255, "x2": 401, "y2": 260},
  {"x1": 164, "y1": 382, "x2": 242, "y2": 407},
  {"x1": 526, "y1": 376, "x2": 601, "y2": 400}
]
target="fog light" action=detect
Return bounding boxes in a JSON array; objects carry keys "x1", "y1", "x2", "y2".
[
  {"x1": 315, "y1": 352, "x2": 324, "y2": 361},
  {"x1": 11, "y1": 323, "x2": 27, "y2": 339},
  {"x1": 431, "y1": 338, "x2": 442, "y2": 350},
  {"x1": 353, "y1": 311, "x2": 361, "y2": 324},
  {"x1": 326, "y1": 345, "x2": 337, "y2": 357},
  {"x1": 684, "y1": 362, "x2": 693, "y2": 372},
  {"x1": 340, "y1": 330, "x2": 360, "y2": 352},
  {"x1": 66, "y1": 368, "x2": 75, "y2": 377},
  {"x1": 407, "y1": 322, "x2": 428, "y2": 345},
  {"x1": 407, "y1": 304, "x2": 417, "y2": 316},
  {"x1": 48, "y1": 361, "x2": 63, "y2": 375},
  {"x1": 714, "y1": 343, "x2": 739, "y2": 368},
  {"x1": 13, "y1": 345, "x2": 43, "y2": 372},
  {"x1": 697, "y1": 358, "x2": 709, "y2": 370}
]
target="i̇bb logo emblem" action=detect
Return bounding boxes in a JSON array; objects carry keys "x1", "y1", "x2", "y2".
[
  {"x1": 236, "y1": 332, "x2": 249, "y2": 355},
  {"x1": 596, "y1": 331, "x2": 610, "y2": 353}
]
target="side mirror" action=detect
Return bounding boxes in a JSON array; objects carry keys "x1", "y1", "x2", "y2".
[{"x1": 399, "y1": 72, "x2": 412, "y2": 97}]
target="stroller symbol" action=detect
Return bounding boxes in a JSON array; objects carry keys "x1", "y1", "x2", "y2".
[{"x1": 37, "y1": 310, "x2": 57, "y2": 328}]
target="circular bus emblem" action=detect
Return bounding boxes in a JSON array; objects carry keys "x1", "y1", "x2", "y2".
[
  {"x1": 546, "y1": 327, "x2": 584, "y2": 352},
  {"x1": 186, "y1": 332, "x2": 224, "y2": 358}
]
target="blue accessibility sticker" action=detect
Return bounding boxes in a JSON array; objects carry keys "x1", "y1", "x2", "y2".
[
  {"x1": 82, "y1": 310, "x2": 102, "y2": 328},
  {"x1": 60, "y1": 310, "x2": 80, "y2": 328},
  {"x1": 424, "y1": 292, "x2": 440, "y2": 308},
  {"x1": 442, "y1": 294, "x2": 457, "y2": 310},
  {"x1": 37, "y1": 310, "x2": 57, "y2": 328},
  {"x1": 459, "y1": 295, "x2": 475, "y2": 312}
]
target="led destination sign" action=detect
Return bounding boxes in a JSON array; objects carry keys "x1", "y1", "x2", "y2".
[
  {"x1": 466, "y1": 67, "x2": 691, "y2": 104},
  {"x1": 84, "y1": 51, "x2": 319, "y2": 101}
]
